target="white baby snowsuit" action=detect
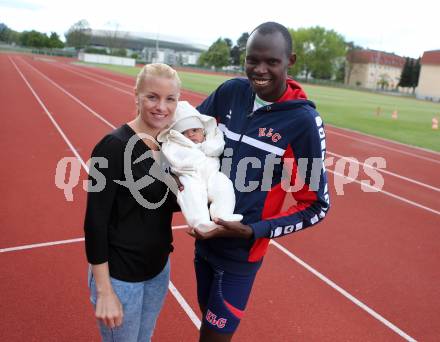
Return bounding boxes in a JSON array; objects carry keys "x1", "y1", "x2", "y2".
[{"x1": 157, "y1": 101, "x2": 242, "y2": 232}]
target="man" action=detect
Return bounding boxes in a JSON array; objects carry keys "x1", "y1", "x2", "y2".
[{"x1": 190, "y1": 22, "x2": 330, "y2": 342}]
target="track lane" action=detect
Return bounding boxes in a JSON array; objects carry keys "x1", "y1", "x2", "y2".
[
  {"x1": 170, "y1": 230, "x2": 407, "y2": 341},
  {"x1": 0, "y1": 55, "x2": 87, "y2": 247},
  {"x1": 277, "y1": 173, "x2": 440, "y2": 340}
]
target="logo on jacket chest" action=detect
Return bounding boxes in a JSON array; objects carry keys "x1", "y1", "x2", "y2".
[{"x1": 258, "y1": 127, "x2": 282, "y2": 143}]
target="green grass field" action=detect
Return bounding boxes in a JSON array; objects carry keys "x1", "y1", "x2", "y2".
[{"x1": 82, "y1": 63, "x2": 440, "y2": 152}]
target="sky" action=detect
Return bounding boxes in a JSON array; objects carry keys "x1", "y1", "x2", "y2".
[{"x1": 1, "y1": 0, "x2": 438, "y2": 58}]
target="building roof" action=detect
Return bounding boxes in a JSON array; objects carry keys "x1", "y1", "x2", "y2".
[
  {"x1": 347, "y1": 49, "x2": 405, "y2": 67},
  {"x1": 89, "y1": 30, "x2": 207, "y2": 53},
  {"x1": 421, "y1": 50, "x2": 440, "y2": 65}
]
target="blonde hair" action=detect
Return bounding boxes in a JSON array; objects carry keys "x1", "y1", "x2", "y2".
[{"x1": 135, "y1": 63, "x2": 181, "y2": 92}]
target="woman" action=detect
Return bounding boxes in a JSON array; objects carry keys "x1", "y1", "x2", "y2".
[{"x1": 84, "y1": 63, "x2": 181, "y2": 342}]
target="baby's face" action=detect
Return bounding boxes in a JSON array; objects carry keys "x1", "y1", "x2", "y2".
[{"x1": 182, "y1": 128, "x2": 205, "y2": 143}]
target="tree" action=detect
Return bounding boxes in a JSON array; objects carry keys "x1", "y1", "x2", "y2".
[
  {"x1": 411, "y1": 58, "x2": 421, "y2": 91},
  {"x1": 399, "y1": 57, "x2": 420, "y2": 93},
  {"x1": 103, "y1": 21, "x2": 128, "y2": 55},
  {"x1": 0, "y1": 23, "x2": 10, "y2": 42},
  {"x1": 0, "y1": 23, "x2": 21, "y2": 44},
  {"x1": 84, "y1": 47, "x2": 107, "y2": 55},
  {"x1": 237, "y1": 32, "x2": 249, "y2": 52},
  {"x1": 65, "y1": 20, "x2": 91, "y2": 50},
  {"x1": 236, "y1": 32, "x2": 249, "y2": 66},
  {"x1": 289, "y1": 28, "x2": 310, "y2": 78},
  {"x1": 399, "y1": 57, "x2": 413, "y2": 88},
  {"x1": 377, "y1": 74, "x2": 390, "y2": 90},
  {"x1": 112, "y1": 48, "x2": 127, "y2": 57},
  {"x1": 290, "y1": 26, "x2": 347, "y2": 81},
  {"x1": 224, "y1": 38, "x2": 233, "y2": 49},
  {"x1": 197, "y1": 51, "x2": 209, "y2": 67},
  {"x1": 20, "y1": 30, "x2": 49, "y2": 48},
  {"x1": 229, "y1": 32, "x2": 249, "y2": 66},
  {"x1": 230, "y1": 45, "x2": 240, "y2": 65},
  {"x1": 48, "y1": 32, "x2": 64, "y2": 48},
  {"x1": 201, "y1": 38, "x2": 230, "y2": 69}
]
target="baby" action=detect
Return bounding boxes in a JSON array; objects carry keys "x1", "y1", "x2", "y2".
[{"x1": 158, "y1": 101, "x2": 242, "y2": 232}]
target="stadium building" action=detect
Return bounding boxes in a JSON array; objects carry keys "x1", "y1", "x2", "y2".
[{"x1": 88, "y1": 29, "x2": 207, "y2": 65}]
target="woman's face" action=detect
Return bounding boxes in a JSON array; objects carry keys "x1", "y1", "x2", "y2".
[{"x1": 136, "y1": 76, "x2": 180, "y2": 132}]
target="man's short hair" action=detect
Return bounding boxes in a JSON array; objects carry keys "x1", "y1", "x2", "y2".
[{"x1": 251, "y1": 22, "x2": 293, "y2": 57}]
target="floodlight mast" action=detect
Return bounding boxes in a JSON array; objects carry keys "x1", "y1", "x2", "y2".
[{"x1": 156, "y1": 32, "x2": 159, "y2": 61}]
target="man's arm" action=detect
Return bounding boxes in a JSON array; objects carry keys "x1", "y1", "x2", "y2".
[{"x1": 249, "y1": 113, "x2": 330, "y2": 239}]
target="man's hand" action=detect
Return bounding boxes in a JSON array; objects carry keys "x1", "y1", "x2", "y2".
[
  {"x1": 187, "y1": 218, "x2": 253, "y2": 240},
  {"x1": 170, "y1": 173, "x2": 184, "y2": 191}
]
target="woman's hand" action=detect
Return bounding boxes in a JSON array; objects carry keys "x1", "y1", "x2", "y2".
[
  {"x1": 187, "y1": 218, "x2": 253, "y2": 240},
  {"x1": 95, "y1": 290, "x2": 124, "y2": 328},
  {"x1": 91, "y1": 263, "x2": 123, "y2": 329}
]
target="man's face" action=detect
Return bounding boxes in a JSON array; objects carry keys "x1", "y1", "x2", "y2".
[{"x1": 245, "y1": 31, "x2": 295, "y2": 102}]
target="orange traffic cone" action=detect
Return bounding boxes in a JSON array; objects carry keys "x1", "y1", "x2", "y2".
[
  {"x1": 392, "y1": 110, "x2": 398, "y2": 120},
  {"x1": 432, "y1": 117, "x2": 439, "y2": 130}
]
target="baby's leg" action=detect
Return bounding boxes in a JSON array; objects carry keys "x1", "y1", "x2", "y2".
[
  {"x1": 207, "y1": 172, "x2": 243, "y2": 222},
  {"x1": 178, "y1": 175, "x2": 217, "y2": 231}
]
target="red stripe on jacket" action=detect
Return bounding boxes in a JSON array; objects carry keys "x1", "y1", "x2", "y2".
[{"x1": 248, "y1": 80, "x2": 313, "y2": 262}]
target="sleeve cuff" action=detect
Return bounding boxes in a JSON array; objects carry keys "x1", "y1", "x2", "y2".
[{"x1": 249, "y1": 221, "x2": 272, "y2": 239}]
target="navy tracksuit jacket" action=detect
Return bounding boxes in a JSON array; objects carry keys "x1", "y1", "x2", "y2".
[{"x1": 196, "y1": 77, "x2": 330, "y2": 274}]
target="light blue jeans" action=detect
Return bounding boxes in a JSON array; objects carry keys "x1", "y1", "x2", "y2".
[{"x1": 88, "y1": 259, "x2": 170, "y2": 342}]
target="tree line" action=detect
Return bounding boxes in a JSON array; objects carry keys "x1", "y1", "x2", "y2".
[
  {"x1": 1, "y1": 20, "x2": 422, "y2": 88},
  {"x1": 198, "y1": 26, "x2": 348, "y2": 81},
  {"x1": 0, "y1": 20, "x2": 129, "y2": 57},
  {"x1": 0, "y1": 23, "x2": 64, "y2": 49},
  {"x1": 197, "y1": 26, "x2": 421, "y2": 87}
]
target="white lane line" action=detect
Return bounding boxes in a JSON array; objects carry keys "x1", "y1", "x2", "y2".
[
  {"x1": 327, "y1": 169, "x2": 440, "y2": 215},
  {"x1": 20, "y1": 58, "x2": 117, "y2": 129},
  {"x1": 327, "y1": 151, "x2": 440, "y2": 192},
  {"x1": 270, "y1": 240, "x2": 417, "y2": 342},
  {"x1": 327, "y1": 129, "x2": 440, "y2": 164},
  {"x1": 168, "y1": 282, "x2": 201, "y2": 329},
  {"x1": 52, "y1": 62, "x2": 134, "y2": 95},
  {"x1": 63, "y1": 63, "x2": 135, "y2": 89},
  {"x1": 327, "y1": 124, "x2": 440, "y2": 157},
  {"x1": 0, "y1": 238, "x2": 85, "y2": 253},
  {"x1": 64, "y1": 63, "x2": 206, "y2": 101},
  {"x1": 9, "y1": 57, "x2": 89, "y2": 173},
  {"x1": 9, "y1": 57, "x2": 199, "y2": 330},
  {"x1": 172, "y1": 224, "x2": 190, "y2": 230},
  {"x1": 0, "y1": 225, "x2": 190, "y2": 253}
]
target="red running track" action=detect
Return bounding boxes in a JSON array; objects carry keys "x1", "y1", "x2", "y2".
[{"x1": 1, "y1": 54, "x2": 439, "y2": 341}]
